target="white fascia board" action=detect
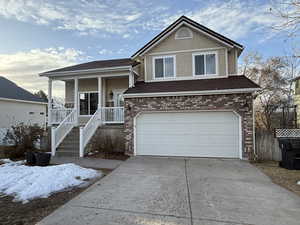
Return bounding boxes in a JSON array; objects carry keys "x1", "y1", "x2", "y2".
[
  {"x1": 0, "y1": 97, "x2": 48, "y2": 105},
  {"x1": 39, "y1": 66, "x2": 132, "y2": 77},
  {"x1": 124, "y1": 88, "x2": 261, "y2": 98}
]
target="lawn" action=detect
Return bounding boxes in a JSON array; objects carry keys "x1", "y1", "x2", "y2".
[
  {"x1": 0, "y1": 159, "x2": 110, "y2": 225},
  {"x1": 252, "y1": 161, "x2": 300, "y2": 197}
]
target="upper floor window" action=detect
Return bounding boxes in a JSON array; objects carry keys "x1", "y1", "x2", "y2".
[
  {"x1": 193, "y1": 52, "x2": 217, "y2": 76},
  {"x1": 153, "y1": 55, "x2": 176, "y2": 79},
  {"x1": 175, "y1": 27, "x2": 193, "y2": 39}
]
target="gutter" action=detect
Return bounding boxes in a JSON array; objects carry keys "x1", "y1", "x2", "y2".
[
  {"x1": 0, "y1": 97, "x2": 48, "y2": 105},
  {"x1": 39, "y1": 66, "x2": 132, "y2": 77},
  {"x1": 124, "y1": 88, "x2": 261, "y2": 98}
]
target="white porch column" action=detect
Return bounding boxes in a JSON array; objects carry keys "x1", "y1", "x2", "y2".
[
  {"x1": 102, "y1": 78, "x2": 106, "y2": 107},
  {"x1": 48, "y1": 78, "x2": 52, "y2": 126},
  {"x1": 98, "y1": 77, "x2": 102, "y2": 109},
  {"x1": 74, "y1": 78, "x2": 78, "y2": 125},
  {"x1": 129, "y1": 67, "x2": 134, "y2": 88}
]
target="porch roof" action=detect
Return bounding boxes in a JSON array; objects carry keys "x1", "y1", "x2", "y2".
[
  {"x1": 124, "y1": 75, "x2": 260, "y2": 96},
  {"x1": 40, "y1": 58, "x2": 139, "y2": 76}
]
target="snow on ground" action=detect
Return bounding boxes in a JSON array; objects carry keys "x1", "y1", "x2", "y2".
[
  {"x1": 298, "y1": 181, "x2": 300, "y2": 185},
  {"x1": 0, "y1": 159, "x2": 101, "y2": 203}
]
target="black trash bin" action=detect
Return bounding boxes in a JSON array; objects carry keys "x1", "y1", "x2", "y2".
[
  {"x1": 35, "y1": 152, "x2": 51, "y2": 166},
  {"x1": 278, "y1": 139, "x2": 300, "y2": 170},
  {"x1": 26, "y1": 152, "x2": 36, "y2": 166}
]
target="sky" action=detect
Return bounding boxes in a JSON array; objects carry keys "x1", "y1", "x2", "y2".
[{"x1": 0, "y1": 0, "x2": 298, "y2": 98}]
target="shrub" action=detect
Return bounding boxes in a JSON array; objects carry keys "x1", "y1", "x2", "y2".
[{"x1": 3, "y1": 123, "x2": 45, "y2": 159}]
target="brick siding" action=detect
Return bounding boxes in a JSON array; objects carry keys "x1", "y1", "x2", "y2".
[{"x1": 124, "y1": 93, "x2": 254, "y2": 160}]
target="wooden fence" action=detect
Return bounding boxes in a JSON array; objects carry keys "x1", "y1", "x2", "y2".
[{"x1": 255, "y1": 129, "x2": 281, "y2": 161}]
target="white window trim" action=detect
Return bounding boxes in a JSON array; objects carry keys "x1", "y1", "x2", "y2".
[
  {"x1": 78, "y1": 91, "x2": 98, "y2": 116},
  {"x1": 152, "y1": 55, "x2": 176, "y2": 80},
  {"x1": 175, "y1": 27, "x2": 193, "y2": 40},
  {"x1": 192, "y1": 51, "x2": 218, "y2": 77}
]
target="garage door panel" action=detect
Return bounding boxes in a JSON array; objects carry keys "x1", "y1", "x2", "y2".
[{"x1": 136, "y1": 112, "x2": 239, "y2": 158}]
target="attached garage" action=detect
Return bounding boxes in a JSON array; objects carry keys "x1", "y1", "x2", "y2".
[{"x1": 135, "y1": 111, "x2": 241, "y2": 158}]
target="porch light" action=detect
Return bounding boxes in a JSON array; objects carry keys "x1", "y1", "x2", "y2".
[{"x1": 109, "y1": 91, "x2": 113, "y2": 100}]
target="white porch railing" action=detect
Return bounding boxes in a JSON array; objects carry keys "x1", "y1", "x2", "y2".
[
  {"x1": 51, "y1": 108, "x2": 73, "y2": 124},
  {"x1": 101, "y1": 107, "x2": 124, "y2": 123},
  {"x1": 50, "y1": 107, "x2": 124, "y2": 157},
  {"x1": 51, "y1": 109, "x2": 76, "y2": 156},
  {"x1": 79, "y1": 108, "x2": 102, "y2": 157}
]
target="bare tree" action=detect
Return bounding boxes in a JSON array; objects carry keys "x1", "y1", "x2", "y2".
[
  {"x1": 270, "y1": 0, "x2": 300, "y2": 37},
  {"x1": 34, "y1": 90, "x2": 48, "y2": 102},
  {"x1": 242, "y1": 52, "x2": 290, "y2": 130}
]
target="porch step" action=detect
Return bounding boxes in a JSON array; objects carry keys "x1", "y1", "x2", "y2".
[{"x1": 56, "y1": 127, "x2": 80, "y2": 157}]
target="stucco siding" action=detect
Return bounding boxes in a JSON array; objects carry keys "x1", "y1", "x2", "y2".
[
  {"x1": 65, "y1": 76, "x2": 129, "y2": 105},
  {"x1": 142, "y1": 25, "x2": 235, "y2": 81},
  {"x1": 0, "y1": 99, "x2": 46, "y2": 128},
  {"x1": 228, "y1": 49, "x2": 238, "y2": 74},
  {"x1": 149, "y1": 26, "x2": 223, "y2": 53},
  {"x1": 105, "y1": 77, "x2": 128, "y2": 105},
  {"x1": 294, "y1": 94, "x2": 300, "y2": 126},
  {"x1": 145, "y1": 48, "x2": 227, "y2": 81}
]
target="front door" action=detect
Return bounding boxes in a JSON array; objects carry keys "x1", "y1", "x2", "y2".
[
  {"x1": 113, "y1": 90, "x2": 124, "y2": 107},
  {"x1": 113, "y1": 90, "x2": 125, "y2": 122},
  {"x1": 79, "y1": 92, "x2": 98, "y2": 116}
]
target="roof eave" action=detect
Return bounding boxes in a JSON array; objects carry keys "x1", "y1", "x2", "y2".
[
  {"x1": 131, "y1": 16, "x2": 243, "y2": 59},
  {"x1": 0, "y1": 97, "x2": 48, "y2": 105},
  {"x1": 39, "y1": 65, "x2": 133, "y2": 77},
  {"x1": 124, "y1": 88, "x2": 261, "y2": 98}
]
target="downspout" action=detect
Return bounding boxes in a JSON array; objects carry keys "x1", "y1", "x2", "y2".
[{"x1": 253, "y1": 94, "x2": 258, "y2": 160}]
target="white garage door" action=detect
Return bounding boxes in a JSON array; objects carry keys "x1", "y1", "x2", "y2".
[{"x1": 136, "y1": 111, "x2": 240, "y2": 158}]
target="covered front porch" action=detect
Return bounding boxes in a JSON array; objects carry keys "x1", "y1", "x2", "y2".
[
  {"x1": 48, "y1": 75, "x2": 132, "y2": 126},
  {"x1": 47, "y1": 72, "x2": 134, "y2": 157},
  {"x1": 40, "y1": 58, "x2": 137, "y2": 158}
]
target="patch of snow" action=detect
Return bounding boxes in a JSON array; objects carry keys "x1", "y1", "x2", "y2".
[
  {"x1": 0, "y1": 158, "x2": 13, "y2": 163},
  {"x1": 0, "y1": 158, "x2": 25, "y2": 166},
  {"x1": 0, "y1": 162, "x2": 101, "y2": 203},
  {"x1": 297, "y1": 181, "x2": 300, "y2": 185}
]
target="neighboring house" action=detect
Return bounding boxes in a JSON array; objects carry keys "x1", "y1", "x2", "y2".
[
  {"x1": 0, "y1": 76, "x2": 47, "y2": 145},
  {"x1": 290, "y1": 77, "x2": 300, "y2": 127},
  {"x1": 40, "y1": 16, "x2": 260, "y2": 160}
]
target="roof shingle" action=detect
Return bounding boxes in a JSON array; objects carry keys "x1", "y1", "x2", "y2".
[
  {"x1": 124, "y1": 76, "x2": 260, "y2": 95},
  {"x1": 0, "y1": 76, "x2": 46, "y2": 103},
  {"x1": 42, "y1": 58, "x2": 139, "y2": 74}
]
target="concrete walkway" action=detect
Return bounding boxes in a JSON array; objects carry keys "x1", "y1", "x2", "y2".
[
  {"x1": 50, "y1": 156, "x2": 123, "y2": 170},
  {"x1": 38, "y1": 157, "x2": 300, "y2": 225}
]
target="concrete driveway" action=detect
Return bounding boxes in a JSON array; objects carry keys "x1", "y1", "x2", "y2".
[{"x1": 38, "y1": 157, "x2": 300, "y2": 225}]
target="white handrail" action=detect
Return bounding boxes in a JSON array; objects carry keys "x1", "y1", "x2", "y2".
[
  {"x1": 101, "y1": 107, "x2": 124, "y2": 123},
  {"x1": 79, "y1": 108, "x2": 102, "y2": 157},
  {"x1": 51, "y1": 109, "x2": 76, "y2": 156},
  {"x1": 51, "y1": 108, "x2": 73, "y2": 124}
]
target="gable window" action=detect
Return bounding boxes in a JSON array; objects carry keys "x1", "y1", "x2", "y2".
[
  {"x1": 175, "y1": 27, "x2": 193, "y2": 39},
  {"x1": 153, "y1": 56, "x2": 176, "y2": 79},
  {"x1": 193, "y1": 52, "x2": 217, "y2": 76}
]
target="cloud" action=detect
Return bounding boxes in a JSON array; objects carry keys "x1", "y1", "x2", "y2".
[
  {"x1": 0, "y1": 48, "x2": 85, "y2": 98},
  {"x1": 98, "y1": 48, "x2": 127, "y2": 56},
  {"x1": 0, "y1": 0, "x2": 288, "y2": 41},
  {"x1": 0, "y1": 0, "x2": 170, "y2": 36},
  {"x1": 98, "y1": 49, "x2": 113, "y2": 55},
  {"x1": 163, "y1": 0, "x2": 281, "y2": 40}
]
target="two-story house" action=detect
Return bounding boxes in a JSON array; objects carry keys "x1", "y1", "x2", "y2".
[{"x1": 40, "y1": 16, "x2": 260, "y2": 160}]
